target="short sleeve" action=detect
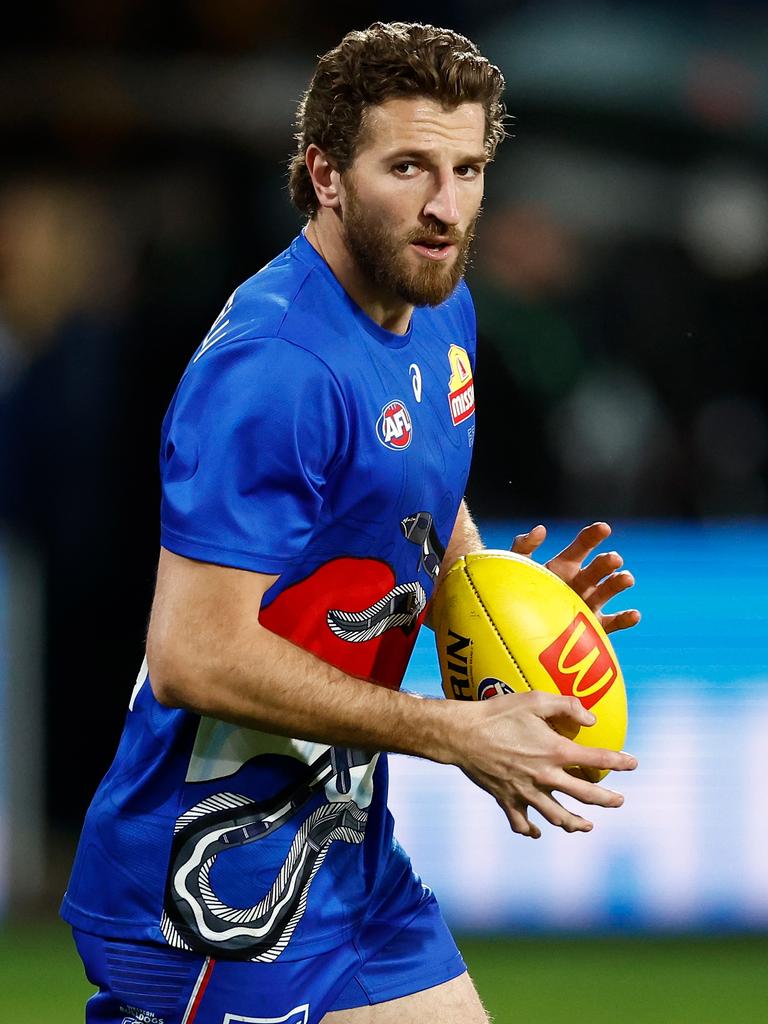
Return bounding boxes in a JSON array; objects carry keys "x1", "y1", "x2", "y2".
[{"x1": 159, "y1": 336, "x2": 348, "y2": 572}]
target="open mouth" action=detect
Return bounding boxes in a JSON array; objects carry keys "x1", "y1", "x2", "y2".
[{"x1": 410, "y1": 239, "x2": 456, "y2": 261}]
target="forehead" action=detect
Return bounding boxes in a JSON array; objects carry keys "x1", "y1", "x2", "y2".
[{"x1": 358, "y1": 97, "x2": 486, "y2": 155}]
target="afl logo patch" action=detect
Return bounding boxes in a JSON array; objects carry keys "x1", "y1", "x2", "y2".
[{"x1": 376, "y1": 400, "x2": 413, "y2": 450}]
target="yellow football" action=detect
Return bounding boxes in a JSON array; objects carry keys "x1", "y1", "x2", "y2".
[{"x1": 431, "y1": 550, "x2": 627, "y2": 781}]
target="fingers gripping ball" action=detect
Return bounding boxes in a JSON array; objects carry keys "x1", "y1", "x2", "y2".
[{"x1": 432, "y1": 550, "x2": 628, "y2": 781}]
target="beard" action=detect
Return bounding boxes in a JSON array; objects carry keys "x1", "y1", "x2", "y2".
[{"x1": 342, "y1": 179, "x2": 479, "y2": 307}]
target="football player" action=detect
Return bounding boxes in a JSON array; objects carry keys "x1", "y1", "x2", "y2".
[{"x1": 62, "y1": 22, "x2": 639, "y2": 1024}]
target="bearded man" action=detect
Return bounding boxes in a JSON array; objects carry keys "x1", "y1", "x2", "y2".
[{"x1": 62, "y1": 22, "x2": 638, "y2": 1024}]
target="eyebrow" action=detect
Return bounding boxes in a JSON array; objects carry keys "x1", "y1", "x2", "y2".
[{"x1": 382, "y1": 148, "x2": 488, "y2": 166}]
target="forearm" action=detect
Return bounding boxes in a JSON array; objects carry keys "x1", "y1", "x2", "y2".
[{"x1": 148, "y1": 588, "x2": 460, "y2": 765}]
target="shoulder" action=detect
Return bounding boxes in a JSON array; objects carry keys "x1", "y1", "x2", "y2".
[
  {"x1": 167, "y1": 243, "x2": 348, "y2": 426},
  {"x1": 176, "y1": 334, "x2": 345, "y2": 419},
  {"x1": 161, "y1": 331, "x2": 350, "y2": 483},
  {"x1": 189, "y1": 234, "x2": 354, "y2": 373},
  {"x1": 191, "y1": 240, "x2": 314, "y2": 361}
]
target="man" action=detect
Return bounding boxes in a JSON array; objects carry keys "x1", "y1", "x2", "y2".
[{"x1": 62, "y1": 22, "x2": 639, "y2": 1024}]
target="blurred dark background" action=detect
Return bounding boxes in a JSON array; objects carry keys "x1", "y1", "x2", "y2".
[{"x1": 1, "y1": 0, "x2": 766, "y2": 871}]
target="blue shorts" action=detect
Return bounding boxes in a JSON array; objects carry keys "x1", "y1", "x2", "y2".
[{"x1": 73, "y1": 890, "x2": 465, "y2": 1023}]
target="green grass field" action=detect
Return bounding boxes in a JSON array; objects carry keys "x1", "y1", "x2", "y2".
[{"x1": 2, "y1": 920, "x2": 767, "y2": 1021}]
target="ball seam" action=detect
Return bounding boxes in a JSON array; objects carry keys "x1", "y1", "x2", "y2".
[{"x1": 463, "y1": 567, "x2": 532, "y2": 693}]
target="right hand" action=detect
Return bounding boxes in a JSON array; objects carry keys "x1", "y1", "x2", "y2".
[{"x1": 453, "y1": 691, "x2": 638, "y2": 839}]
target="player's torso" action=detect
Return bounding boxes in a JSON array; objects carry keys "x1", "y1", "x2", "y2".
[{"x1": 62, "y1": 236, "x2": 477, "y2": 963}]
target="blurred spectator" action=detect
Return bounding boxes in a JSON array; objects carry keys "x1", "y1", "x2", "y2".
[
  {"x1": 475, "y1": 203, "x2": 585, "y2": 397},
  {"x1": 468, "y1": 203, "x2": 586, "y2": 516},
  {"x1": 0, "y1": 167, "x2": 260, "y2": 829},
  {"x1": 682, "y1": 163, "x2": 768, "y2": 280},
  {"x1": 0, "y1": 178, "x2": 140, "y2": 830}
]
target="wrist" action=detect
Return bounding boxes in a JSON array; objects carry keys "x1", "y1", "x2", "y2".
[{"x1": 402, "y1": 694, "x2": 468, "y2": 767}]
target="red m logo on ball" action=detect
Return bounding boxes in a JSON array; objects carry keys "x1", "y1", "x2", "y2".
[{"x1": 538, "y1": 612, "x2": 618, "y2": 710}]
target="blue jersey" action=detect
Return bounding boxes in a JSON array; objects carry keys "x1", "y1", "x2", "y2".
[{"x1": 61, "y1": 232, "x2": 477, "y2": 963}]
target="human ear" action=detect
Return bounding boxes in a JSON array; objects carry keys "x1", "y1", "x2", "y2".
[{"x1": 305, "y1": 145, "x2": 342, "y2": 210}]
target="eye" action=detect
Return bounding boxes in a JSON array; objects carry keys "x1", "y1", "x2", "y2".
[
  {"x1": 392, "y1": 162, "x2": 420, "y2": 177},
  {"x1": 456, "y1": 165, "x2": 482, "y2": 180}
]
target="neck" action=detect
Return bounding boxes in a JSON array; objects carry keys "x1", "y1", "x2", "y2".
[{"x1": 305, "y1": 212, "x2": 413, "y2": 335}]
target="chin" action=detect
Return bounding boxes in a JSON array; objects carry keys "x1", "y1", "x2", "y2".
[
  {"x1": 399, "y1": 278, "x2": 461, "y2": 308},
  {"x1": 397, "y1": 252, "x2": 465, "y2": 306}
]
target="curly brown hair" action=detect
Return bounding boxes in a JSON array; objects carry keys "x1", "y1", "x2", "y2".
[{"x1": 288, "y1": 22, "x2": 507, "y2": 217}]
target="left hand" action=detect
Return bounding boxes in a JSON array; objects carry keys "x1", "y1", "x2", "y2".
[{"x1": 511, "y1": 522, "x2": 640, "y2": 634}]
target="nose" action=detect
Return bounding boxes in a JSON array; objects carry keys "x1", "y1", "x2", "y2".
[{"x1": 422, "y1": 171, "x2": 460, "y2": 226}]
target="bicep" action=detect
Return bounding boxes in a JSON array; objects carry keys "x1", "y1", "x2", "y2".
[{"x1": 147, "y1": 547, "x2": 278, "y2": 701}]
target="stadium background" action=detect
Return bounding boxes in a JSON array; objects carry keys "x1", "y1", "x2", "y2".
[{"x1": 1, "y1": 1, "x2": 767, "y2": 1018}]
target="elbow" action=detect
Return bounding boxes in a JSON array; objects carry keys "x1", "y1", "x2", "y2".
[
  {"x1": 147, "y1": 657, "x2": 186, "y2": 709},
  {"x1": 149, "y1": 669, "x2": 185, "y2": 709},
  {"x1": 146, "y1": 634, "x2": 198, "y2": 710}
]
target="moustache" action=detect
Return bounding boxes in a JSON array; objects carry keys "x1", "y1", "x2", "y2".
[{"x1": 404, "y1": 226, "x2": 464, "y2": 246}]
